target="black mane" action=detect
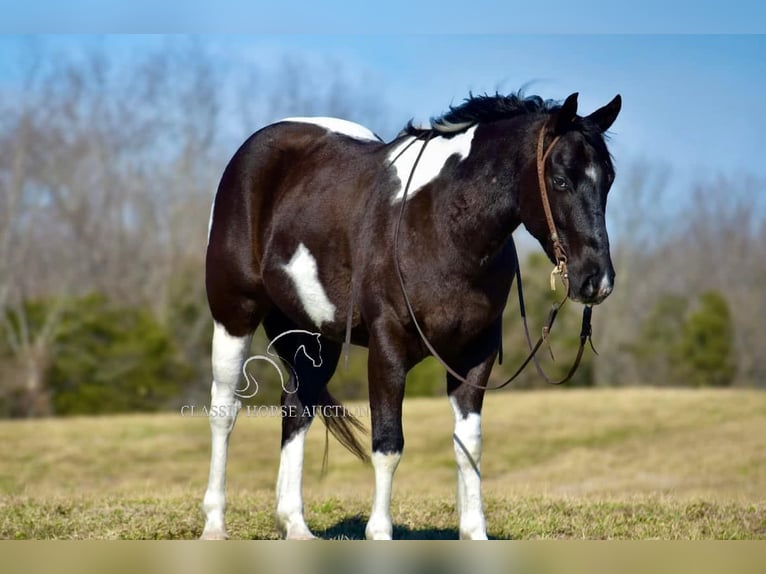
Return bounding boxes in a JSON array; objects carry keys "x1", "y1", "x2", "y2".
[{"x1": 402, "y1": 91, "x2": 560, "y2": 137}]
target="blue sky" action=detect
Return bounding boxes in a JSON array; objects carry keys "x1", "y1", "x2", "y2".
[
  {"x1": 2, "y1": 1, "x2": 765, "y2": 33},
  {"x1": 2, "y1": 34, "x2": 761, "y2": 185},
  {"x1": 0, "y1": 32, "x2": 764, "y2": 242}
]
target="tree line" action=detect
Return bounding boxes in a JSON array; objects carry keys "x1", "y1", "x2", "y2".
[{"x1": 0, "y1": 44, "x2": 762, "y2": 417}]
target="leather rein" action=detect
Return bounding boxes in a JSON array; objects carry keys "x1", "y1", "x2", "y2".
[{"x1": 390, "y1": 119, "x2": 596, "y2": 390}]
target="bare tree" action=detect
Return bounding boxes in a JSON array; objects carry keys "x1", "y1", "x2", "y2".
[
  {"x1": 593, "y1": 163, "x2": 766, "y2": 387},
  {"x1": 0, "y1": 51, "x2": 73, "y2": 415},
  {"x1": 591, "y1": 161, "x2": 673, "y2": 386},
  {"x1": 0, "y1": 40, "x2": 397, "y2": 415},
  {"x1": 669, "y1": 177, "x2": 766, "y2": 383}
]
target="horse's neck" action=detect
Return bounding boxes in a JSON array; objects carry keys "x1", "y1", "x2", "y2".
[{"x1": 437, "y1": 139, "x2": 526, "y2": 273}]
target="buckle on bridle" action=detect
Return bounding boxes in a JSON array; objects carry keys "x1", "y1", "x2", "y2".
[
  {"x1": 550, "y1": 262, "x2": 565, "y2": 291},
  {"x1": 549, "y1": 238, "x2": 568, "y2": 292}
]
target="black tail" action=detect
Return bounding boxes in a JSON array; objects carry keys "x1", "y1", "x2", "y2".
[{"x1": 317, "y1": 388, "x2": 369, "y2": 473}]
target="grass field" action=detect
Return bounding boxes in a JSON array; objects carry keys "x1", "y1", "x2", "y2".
[{"x1": 1, "y1": 388, "x2": 765, "y2": 539}]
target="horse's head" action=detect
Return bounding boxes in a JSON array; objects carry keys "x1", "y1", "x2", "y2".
[{"x1": 520, "y1": 93, "x2": 621, "y2": 305}]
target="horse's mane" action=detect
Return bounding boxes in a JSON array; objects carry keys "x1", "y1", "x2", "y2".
[{"x1": 401, "y1": 91, "x2": 560, "y2": 137}]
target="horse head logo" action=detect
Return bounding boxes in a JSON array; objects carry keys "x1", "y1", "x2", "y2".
[{"x1": 239, "y1": 330, "x2": 324, "y2": 398}]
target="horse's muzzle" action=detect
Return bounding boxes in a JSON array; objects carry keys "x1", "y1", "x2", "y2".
[{"x1": 574, "y1": 268, "x2": 614, "y2": 305}]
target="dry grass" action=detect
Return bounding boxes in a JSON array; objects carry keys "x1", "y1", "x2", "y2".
[{"x1": 1, "y1": 388, "x2": 766, "y2": 539}]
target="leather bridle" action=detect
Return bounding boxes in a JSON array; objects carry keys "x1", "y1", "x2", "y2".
[{"x1": 535, "y1": 121, "x2": 568, "y2": 296}]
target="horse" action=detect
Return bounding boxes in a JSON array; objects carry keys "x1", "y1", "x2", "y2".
[{"x1": 201, "y1": 91, "x2": 621, "y2": 540}]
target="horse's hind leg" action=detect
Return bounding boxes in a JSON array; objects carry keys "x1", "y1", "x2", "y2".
[
  {"x1": 201, "y1": 143, "x2": 271, "y2": 539},
  {"x1": 263, "y1": 309, "x2": 342, "y2": 540},
  {"x1": 201, "y1": 264, "x2": 264, "y2": 540},
  {"x1": 200, "y1": 317, "x2": 256, "y2": 540}
]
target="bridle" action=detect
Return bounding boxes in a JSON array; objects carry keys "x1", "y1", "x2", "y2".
[
  {"x1": 389, "y1": 117, "x2": 596, "y2": 391},
  {"x1": 535, "y1": 122, "x2": 568, "y2": 296}
]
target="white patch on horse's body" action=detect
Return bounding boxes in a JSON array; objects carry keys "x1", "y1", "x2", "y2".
[
  {"x1": 282, "y1": 243, "x2": 336, "y2": 327},
  {"x1": 280, "y1": 117, "x2": 381, "y2": 142},
  {"x1": 449, "y1": 396, "x2": 487, "y2": 540},
  {"x1": 365, "y1": 451, "x2": 402, "y2": 540},
  {"x1": 201, "y1": 322, "x2": 253, "y2": 540},
  {"x1": 276, "y1": 427, "x2": 315, "y2": 539},
  {"x1": 584, "y1": 164, "x2": 599, "y2": 185},
  {"x1": 389, "y1": 125, "x2": 477, "y2": 203}
]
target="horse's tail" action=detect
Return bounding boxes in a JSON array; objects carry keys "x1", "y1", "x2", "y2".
[{"x1": 317, "y1": 388, "x2": 369, "y2": 472}]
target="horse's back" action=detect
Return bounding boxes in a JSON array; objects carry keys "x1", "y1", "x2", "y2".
[{"x1": 277, "y1": 117, "x2": 382, "y2": 143}]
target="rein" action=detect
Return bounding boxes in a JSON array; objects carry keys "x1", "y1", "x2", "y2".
[
  {"x1": 341, "y1": 135, "x2": 425, "y2": 368},
  {"x1": 391, "y1": 119, "x2": 595, "y2": 390}
]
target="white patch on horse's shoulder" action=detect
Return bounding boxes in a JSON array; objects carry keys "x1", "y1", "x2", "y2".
[
  {"x1": 585, "y1": 164, "x2": 599, "y2": 184},
  {"x1": 280, "y1": 117, "x2": 381, "y2": 142},
  {"x1": 282, "y1": 243, "x2": 336, "y2": 327},
  {"x1": 388, "y1": 125, "x2": 477, "y2": 203}
]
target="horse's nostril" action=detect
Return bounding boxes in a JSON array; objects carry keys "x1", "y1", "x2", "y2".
[
  {"x1": 581, "y1": 271, "x2": 614, "y2": 302},
  {"x1": 598, "y1": 275, "x2": 614, "y2": 297},
  {"x1": 581, "y1": 273, "x2": 600, "y2": 297}
]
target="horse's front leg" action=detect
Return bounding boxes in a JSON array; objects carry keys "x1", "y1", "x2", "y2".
[
  {"x1": 447, "y1": 337, "x2": 496, "y2": 540},
  {"x1": 365, "y1": 319, "x2": 408, "y2": 541}
]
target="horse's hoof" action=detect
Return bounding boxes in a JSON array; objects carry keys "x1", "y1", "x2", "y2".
[
  {"x1": 284, "y1": 529, "x2": 317, "y2": 540},
  {"x1": 200, "y1": 530, "x2": 229, "y2": 540}
]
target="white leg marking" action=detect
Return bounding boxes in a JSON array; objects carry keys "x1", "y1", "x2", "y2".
[
  {"x1": 449, "y1": 396, "x2": 487, "y2": 540},
  {"x1": 276, "y1": 427, "x2": 316, "y2": 539},
  {"x1": 389, "y1": 125, "x2": 478, "y2": 203},
  {"x1": 201, "y1": 322, "x2": 252, "y2": 540},
  {"x1": 282, "y1": 243, "x2": 336, "y2": 327},
  {"x1": 279, "y1": 117, "x2": 381, "y2": 142},
  {"x1": 365, "y1": 451, "x2": 401, "y2": 540}
]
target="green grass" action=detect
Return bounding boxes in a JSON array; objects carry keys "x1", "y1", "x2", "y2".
[{"x1": 2, "y1": 388, "x2": 766, "y2": 539}]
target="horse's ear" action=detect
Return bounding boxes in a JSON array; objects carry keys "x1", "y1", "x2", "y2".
[
  {"x1": 586, "y1": 94, "x2": 622, "y2": 133},
  {"x1": 554, "y1": 92, "x2": 579, "y2": 133}
]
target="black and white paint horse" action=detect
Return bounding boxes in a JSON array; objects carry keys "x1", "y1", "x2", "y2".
[{"x1": 201, "y1": 91, "x2": 621, "y2": 540}]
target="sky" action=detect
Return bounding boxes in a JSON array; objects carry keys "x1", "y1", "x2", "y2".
[
  {"x1": 2, "y1": 34, "x2": 762, "y2": 189},
  {"x1": 2, "y1": 1, "x2": 765, "y2": 33},
  {"x1": 0, "y1": 1, "x2": 765, "y2": 232}
]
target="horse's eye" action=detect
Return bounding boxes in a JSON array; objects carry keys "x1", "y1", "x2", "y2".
[{"x1": 552, "y1": 175, "x2": 568, "y2": 190}]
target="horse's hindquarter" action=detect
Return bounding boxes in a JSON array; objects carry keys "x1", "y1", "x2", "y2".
[{"x1": 254, "y1": 122, "x2": 387, "y2": 339}]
